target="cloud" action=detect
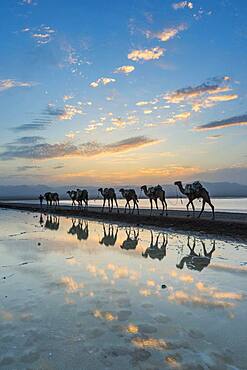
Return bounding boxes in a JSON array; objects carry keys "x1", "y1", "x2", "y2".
[
  {"x1": 31, "y1": 25, "x2": 55, "y2": 45},
  {"x1": 128, "y1": 47, "x2": 164, "y2": 61},
  {"x1": 139, "y1": 165, "x2": 199, "y2": 178},
  {"x1": 106, "y1": 115, "x2": 139, "y2": 131},
  {"x1": 207, "y1": 94, "x2": 238, "y2": 102},
  {"x1": 172, "y1": 1, "x2": 193, "y2": 10},
  {"x1": 63, "y1": 95, "x2": 73, "y2": 101},
  {"x1": 207, "y1": 134, "x2": 223, "y2": 140},
  {"x1": 90, "y1": 77, "x2": 116, "y2": 88},
  {"x1": 209, "y1": 264, "x2": 247, "y2": 275},
  {"x1": 22, "y1": 0, "x2": 35, "y2": 4},
  {"x1": 0, "y1": 79, "x2": 34, "y2": 92},
  {"x1": 13, "y1": 136, "x2": 44, "y2": 145},
  {"x1": 136, "y1": 99, "x2": 158, "y2": 106},
  {"x1": 0, "y1": 136, "x2": 159, "y2": 160},
  {"x1": 163, "y1": 76, "x2": 236, "y2": 112},
  {"x1": 11, "y1": 123, "x2": 46, "y2": 132},
  {"x1": 114, "y1": 65, "x2": 135, "y2": 74},
  {"x1": 164, "y1": 76, "x2": 231, "y2": 103},
  {"x1": 45, "y1": 103, "x2": 83, "y2": 120},
  {"x1": 174, "y1": 111, "x2": 191, "y2": 120},
  {"x1": 16, "y1": 165, "x2": 40, "y2": 172},
  {"x1": 146, "y1": 24, "x2": 187, "y2": 42},
  {"x1": 194, "y1": 114, "x2": 247, "y2": 131}
]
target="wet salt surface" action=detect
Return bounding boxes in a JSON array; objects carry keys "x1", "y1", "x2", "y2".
[{"x1": 0, "y1": 209, "x2": 246, "y2": 370}]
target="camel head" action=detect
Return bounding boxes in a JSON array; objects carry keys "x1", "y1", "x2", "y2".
[
  {"x1": 174, "y1": 181, "x2": 182, "y2": 186},
  {"x1": 119, "y1": 188, "x2": 125, "y2": 194},
  {"x1": 98, "y1": 188, "x2": 103, "y2": 195},
  {"x1": 140, "y1": 185, "x2": 147, "y2": 191}
]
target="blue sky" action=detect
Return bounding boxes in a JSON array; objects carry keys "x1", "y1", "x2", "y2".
[{"x1": 0, "y1": 0, "x2": 246, "y2": 185}]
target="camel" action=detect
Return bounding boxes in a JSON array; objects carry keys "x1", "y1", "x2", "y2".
[
  {"x1": 140, "y1": 185, "x2": 168, "y2": 216},
  {"x1": 76, "y1": 188, "x2": 88, "y2": 208},
  {"x1": 75, "y1": 220, "x2": 89, "y2": 241},
  {"x1": 142, "y1": 231, "x2": 168, "y2": 261},
  {"x1": 174, "y1": 181, "x2": 215, "y2": 219},
  {"x1": 67, "y1": 190, "x2": 77, "y2": 207},
  {"x1": 99, "y1": 223, "x2": 118, "y2": 247},
  {"x1": 67, "y1": 219, "x2": 77, "y2": 236},
  {"x1": 176, "y1": 236, "x2": 216, "y2": 272},
  {"x1": 68, "y1": 219, "x2": 89, "y2": 240},
  {"x1": 119, "y1": 188, "x2": 139, "y2": 214},
  {"x1": 44, "y1": 192, "x2": 60, "y2": 207},
  {"x1": 98, "y1": 187, "x2": 119, "y2": 213},
  {"x1": 44, "y1": 215, "x2": 60, "y2": 231},
  {"x1": 120, "y1": 228, "x2": 139, "y2": 250}
]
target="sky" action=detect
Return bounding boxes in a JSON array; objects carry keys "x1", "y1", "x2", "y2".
[{"x1": 0, "y1": 0, "x2": 246, "y2": 186}]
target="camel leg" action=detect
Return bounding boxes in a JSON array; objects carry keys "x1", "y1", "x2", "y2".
[
  {"x1": 186, "y1": 201, "x2": 191, "y2": 217},
  {"x1": 102, "y1": 198, "x2": 106, "y2": 213},
  {"x1": 155, "y1": 199, "x2": 159, "y2": 211},
  {"x1": 132, "y1": 201, "x2": 135, "y2": 214},
  {"x1": 160, "y1": 200, "x2": 164, "y2": 216},
  {"x1": 134, "y1": 200, "x2": 139, "y2": 215},
  {"x1": 207, "y1": 240, "x2": 216, "y2": 257},
  {"x1": 109, "y1": 199, "x2": 113, "y2": 212},
  {"x1": 164, "y1": 199, "x2": 168, "y2": 216},
  {"x1": 198, "y1": 200, "x2": 205, "y2": 218},
  {"x1": 114, "y1": 197, "x2": 119, "y2": 213},
  {"x1": 149, "y1": 199, "x2": 153, "y2": 215},
  {"x1": 191, "y1": 201, "x2": 195, "y2": 218},
  {"x1": 208, "y1": 201, "x2": 215, "y2": 220}
]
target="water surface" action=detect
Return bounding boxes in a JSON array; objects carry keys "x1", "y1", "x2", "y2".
[
  {"x1": 0, "y1": 209, "x2": 246, "y2": 369},
  {"x1": 4, "y1": 197, "x2": 247, "y2": 213}
]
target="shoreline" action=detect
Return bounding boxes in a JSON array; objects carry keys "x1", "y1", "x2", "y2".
[{"x1": 1, "y1": 202, "x2": 247, "y2": 241}]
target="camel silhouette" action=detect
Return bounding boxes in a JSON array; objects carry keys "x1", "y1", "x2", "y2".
[
  {"x1": 44, "y1": 215, "x2": 60, "y2": 231},
  {"x1": 76, "y1": 189, "x2": 88, "y2": 208},
  {"x1": 75, "y1": 220, "x2": 89, "y2": 241},
  {"x1": 99, "y1": 223, "x2": 118, "y2": 247},
  {"x1": 176, "y1": 236, "x2": 216, "y2": 272},
  {"x1": 119, "y1": 188, "x2": 139, "y2": 214},
  {"x1": 141, "y1": 185, "x2": 168, "y2": 216},
  {"x1": 98, "y1": 188, "x2": 119, "y2": 213},
  {"x1": 44, "y1": 192, "x2": 60, "y2": 207},
  {"x1": 142, "y1": 231, "x2": 168, "y2": 260},
  {"x1": 174, "y1": 181, "x2": 215, "y2": 219},
  {"x1": 67, "y1": 190, "x2": 77, "y2": 207},
  {"x1": 120, "y1": 227, "x2": 139, "y2": 250}
]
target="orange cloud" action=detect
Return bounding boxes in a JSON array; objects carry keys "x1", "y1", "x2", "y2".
[{"x1": 128, "y1": 47, "x2": 164, "y2": 61}]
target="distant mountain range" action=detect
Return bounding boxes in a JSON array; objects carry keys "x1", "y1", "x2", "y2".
[{"x1": 0, "y1": 182, "x2": 247, "y2": 200}]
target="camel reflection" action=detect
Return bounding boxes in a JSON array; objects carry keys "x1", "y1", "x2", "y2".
[
  {"x1": 68, "y1": 219, "x2": 89, "y2": 241},
  {"x1": 120, "y1": 227, "x2": 139, "y2": 250},
  {"x1": 142, "y1": 231, "x2": 168, "y2": 261},
  {"x1": 44, "y1": 215, "x2": 60, "y2": 231},
  {"x1": 99, "y1": 223, "x2": 118, "y2": 247},
  {"x1": 39, "y1": 213, "x2": 44, "y2": 226},
  {"x1": 176, "y1": 236, "x2": 216, "y2": 272}
]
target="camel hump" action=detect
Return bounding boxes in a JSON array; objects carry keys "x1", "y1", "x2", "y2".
[
  {"x1": 155, "y1": 184, "x2": 162, "y2": 191},
  {"x1": 185, "y1": 181, "x2": 203, "y2": 194}
]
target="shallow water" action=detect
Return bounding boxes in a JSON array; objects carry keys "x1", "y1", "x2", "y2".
[
  {"x1": 4, "y1": 197, "x2": 247, "y2": 213},
  {"x1": 0, "y1": 209, "x2": 246, "y2": 370}
]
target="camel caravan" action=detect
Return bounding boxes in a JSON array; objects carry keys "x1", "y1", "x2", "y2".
[{"x1": 39, "y1": 181, "x2": 215, "y2": 219}]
